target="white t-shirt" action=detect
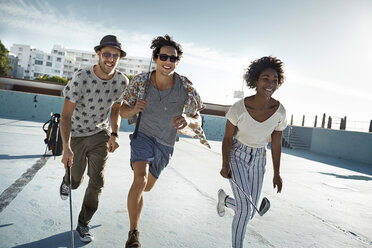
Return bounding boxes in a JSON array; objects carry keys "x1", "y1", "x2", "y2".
[{"x1": 226, "y1": 98, "x2": 287, "y2": 148}]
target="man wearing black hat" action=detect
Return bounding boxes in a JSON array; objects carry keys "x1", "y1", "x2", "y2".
[{"x1": 59, "y1": 35, "x2": 128, "y2": 243}]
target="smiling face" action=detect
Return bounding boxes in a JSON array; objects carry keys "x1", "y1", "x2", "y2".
[
  {"x1": 96, "y1": 46, "x2": 121, "y2": 78},
  {"x1": 256, "y1": 68, "x2": 279, "y2": 98},
  {"x1": 154, "y1": 46, "x2": 179, "y2": 76}
]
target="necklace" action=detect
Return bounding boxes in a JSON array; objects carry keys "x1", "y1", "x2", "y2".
[{"x1": 152, "y1": 75, "x2": 175, "y2": 111}]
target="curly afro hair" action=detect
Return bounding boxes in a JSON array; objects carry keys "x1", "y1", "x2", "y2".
[
  {"x1": 150, "y1": 34, "x2": 183, "y2": 61},
  {"x1": 244, "y1": 56, "x2": 285, "y2": 89}
]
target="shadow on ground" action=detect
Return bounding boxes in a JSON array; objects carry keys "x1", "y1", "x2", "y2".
[
  {"x1": 319, "y1": 172, "x2": 372, "y2": 181},
  {"x1": 0, "y1": 154, "x2": 46, "y2": 160},
  {"x1": 281, "y1": 148, "x2": 372, "y2": 176},
  {"x1": 11, "y1": 225, "x2": 101, "y2": 248}
]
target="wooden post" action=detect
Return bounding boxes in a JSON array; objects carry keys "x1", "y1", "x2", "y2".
[
  {"x1": 314, "y1": 115, "x2": 317, "y2": 127},
  {"x1": 344, "y1": 116, "x2": 347, "y2": 130},
  {"x1": 321, "y1": 113, "x2": 326, "y2": 128},
  {"x1": 327, "y1": 116, "x2": 332, "y2": 129},
  {"x1": 302, "y1": 115, "x2": 305, "y2": 126},
  {"x1": 290, "y1": 114, "x2": 293, "y2": 125},
  {"x1": 340, "y1": 116, "x2": 347, "y2": 130}
]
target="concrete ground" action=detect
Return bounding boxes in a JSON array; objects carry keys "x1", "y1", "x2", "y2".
[{"x1": 0, "y1": 117, "x2": 371, "y2": 248}]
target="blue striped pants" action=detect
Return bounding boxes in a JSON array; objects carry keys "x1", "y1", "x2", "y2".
[{"x1": 225, "y1": 140, "x2": 266, "y2": 248}]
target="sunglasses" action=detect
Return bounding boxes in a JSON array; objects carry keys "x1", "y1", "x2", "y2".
[
  {"x1": 102, "y1": 52, "x2": 120, "y2": 60},
  {"x1": 158, "y1": 54, "x2": 178, "y2": 62}
]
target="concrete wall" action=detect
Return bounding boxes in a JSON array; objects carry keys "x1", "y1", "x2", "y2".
[
  {"x1": 202, "y1": 115, "x2": 226, "y2": 141},
  {"x1": 0, "y1": 90, "x2": 134, "y2": 131},
  {"x1": 290, "y1": 125, "x2": 372, "y2": 165},
  {"x1": 1, "y1": 90, "x2": 371, "y2": 165},
  {"x1": 310, "y1": 128, "x2": 372, "y2": 165},
  {"x1": 0, "y1": 90, "x2": 63, "y2": 121}
]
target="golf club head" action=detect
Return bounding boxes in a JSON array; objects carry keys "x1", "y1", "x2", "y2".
[{"x1": 258, "y1": 197, "x2": 270, "y2": 216}]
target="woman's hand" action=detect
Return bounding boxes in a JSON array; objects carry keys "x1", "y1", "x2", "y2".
[
  {"x1": 220, "y1": 164, "x2": 232, "y2": 179},
  {"x1": 273, "y1": 175, "x2": 283, "y2": 193}
]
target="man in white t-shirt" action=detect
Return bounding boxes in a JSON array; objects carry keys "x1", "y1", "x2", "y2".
[{"x1": 59, "y1": 35, "x2": 129, "y2": 243}]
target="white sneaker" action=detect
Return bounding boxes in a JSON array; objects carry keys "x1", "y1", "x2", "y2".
[{"x1": 217, "y1": 189, "x2": 227, "y2": 217}]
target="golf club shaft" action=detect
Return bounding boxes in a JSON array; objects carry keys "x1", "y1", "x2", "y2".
[
  {"x1": 132, "y1": 58, "x2": 152, "y2": 140},
  {"x1": 68, "y1": 165, "x2": 74, "y2": 248},
  {"x1": 230, "y1": 179, "x2": 260, "y2": 212}
]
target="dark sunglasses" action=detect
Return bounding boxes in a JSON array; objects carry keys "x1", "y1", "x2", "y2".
[
  {"x1": 158, "y1": 54, "x2": 178, "y2": 62},
  {"x1": 102, "y1": 52, "x2": 120, "y2": 60}
]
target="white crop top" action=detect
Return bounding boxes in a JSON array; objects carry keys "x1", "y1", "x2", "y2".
[{"x1": 226, "y1": 98, "x2": 287, "y2": 148}]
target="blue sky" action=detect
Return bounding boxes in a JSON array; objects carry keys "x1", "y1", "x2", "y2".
[{"x1": 1, "y1": 0, "x2": 371, "y2": 125}]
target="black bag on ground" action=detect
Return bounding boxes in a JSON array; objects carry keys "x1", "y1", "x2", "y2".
[{"x1": 43, "y1": 113, "x2": 63, "y2": 156}]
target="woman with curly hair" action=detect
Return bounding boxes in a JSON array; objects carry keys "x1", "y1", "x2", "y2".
[{"x1": 217, "y1": 56, "x2": 287, "y2": 248}]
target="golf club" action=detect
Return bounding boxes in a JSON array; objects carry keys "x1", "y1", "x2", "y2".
[
  {"x1": 133, "y1": 57, "x2": 153, "y2": 139},
  {"x1": 67, "y1": 164, "x2": 75, "y2": 248},
  {"x1": 230, "y1": 179, "x2": 270, "y2": 216}
]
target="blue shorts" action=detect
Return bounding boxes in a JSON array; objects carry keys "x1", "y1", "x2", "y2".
[{"x1": 129, "y1": 132, "x2": 174, "y2": 179}]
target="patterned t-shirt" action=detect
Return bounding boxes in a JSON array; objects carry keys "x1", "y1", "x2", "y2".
[{"x1": 63, "y1": 65, "x2": 128, "y2": 137}]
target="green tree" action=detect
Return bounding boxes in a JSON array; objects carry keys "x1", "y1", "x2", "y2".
[
  {"x1": 36, "y1": 74, "x2": 68, "y2": 85},
  {"x1": 0, "y1": 40, "x2": 10, "y2": 77},
  {"x1": 125, "y1": 74, "x2": 136, "y2": 82}
]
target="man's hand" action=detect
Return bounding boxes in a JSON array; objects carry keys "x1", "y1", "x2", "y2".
[
  {"x1": 108, "y1": 136, "x2": 119, "y2": 153},
  {"x1": 220, "y1": 164, "x2": 232, "y2": 179},
  {"x1": 273, "y1": 175, "x2": 283, "y2": 193},
  {"x1": 61, "y1": 147, "x2": 74, "y2": 168},
  {"x1": 133, "y1": 99, "x2": 148, "y2": 114},
  {"x1": 173, "y1": 115, "x2": 190, "y2": 129}
]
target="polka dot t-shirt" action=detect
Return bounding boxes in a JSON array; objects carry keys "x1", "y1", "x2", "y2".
[{"x1": 63, "y1": 65, "x2": 128, "y2": 137}]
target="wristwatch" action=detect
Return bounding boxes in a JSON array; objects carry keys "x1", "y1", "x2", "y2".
[{"x1": 111, "y1": 132, "x2": 119, "y2": 138}]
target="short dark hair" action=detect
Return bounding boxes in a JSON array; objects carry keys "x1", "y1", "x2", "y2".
[
  {"x1": 150, "y1": 34, "x2": 183, "y2": 61},
  {"x1": 244, "y1": 56, "x2": 285, "y2": 89}
]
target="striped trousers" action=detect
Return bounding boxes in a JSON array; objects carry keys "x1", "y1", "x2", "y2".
[{"x1": 225, "y1": 140, "x2": 266, "y2": 248}]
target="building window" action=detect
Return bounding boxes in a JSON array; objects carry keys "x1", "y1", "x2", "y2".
[
  {"x1": 58, "y1": 51, "x2": 65, "y2": 56},
  {"x1": 35, "y1": 60, "x2": 43, "y2": 65},
  {"x1": 47, "y1": 56, "x2": 52, "y2": 60},
  {"x1": 19, "y1": 47, "x2": 23, "y2": 51},
  {"x1": 56, "y1": 57, "x2": 62, "y2": 62},
  {"x1": 46, "y1": 62, "x2": 52, "y2": 67}
]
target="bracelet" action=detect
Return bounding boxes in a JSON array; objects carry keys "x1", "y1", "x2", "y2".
[{"x1": 111, "y1": 132, "x2": 119, "y2": 138}]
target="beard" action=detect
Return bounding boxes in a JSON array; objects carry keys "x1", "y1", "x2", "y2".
[{"x1": 98, "y1": 58, "x2": 116, "y2": 76}]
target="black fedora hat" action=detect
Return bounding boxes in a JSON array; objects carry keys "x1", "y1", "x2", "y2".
[{"x1": 94, "y1": 35, "x2": 126, "y2": 58}]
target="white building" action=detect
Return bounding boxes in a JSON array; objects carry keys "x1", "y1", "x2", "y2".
[{"x1": 10, "y1": 44, "x2": 156, "y2": 80}]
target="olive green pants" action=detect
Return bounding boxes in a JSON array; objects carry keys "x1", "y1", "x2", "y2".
[{"x1": 63, "y1": 131, "x2": 110, "y2": 226}]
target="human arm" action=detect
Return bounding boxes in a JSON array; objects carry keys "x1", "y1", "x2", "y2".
[
  {"x1": 60, "y1": 99, "x2": 76, "y2": 168},
  {"x1": 108, "y1": 103, "x2": 121, "y2": 153},
  {"x1": 271, "y1": 130, "x2": 283, "y2": 193},
  {"x1": 220, "y1": 120, "x2": 237, "y2": 178},
  {"x1": 119, "y1": 99, "x2": 148, "y2": 119}
]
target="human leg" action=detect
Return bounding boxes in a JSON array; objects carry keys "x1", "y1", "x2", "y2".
[
  {"x1": 229, "y1": 146, "x2": 266, "y2": 248},
  {"x1": 77, "y1": 131, "x2": 109, "y2": 227},
  {"x1": 128, "y1": 161, "x2": 151, "y2": 231},
  {"x1": 60, "y1": 136, "x2": 88, "y2": 200}
]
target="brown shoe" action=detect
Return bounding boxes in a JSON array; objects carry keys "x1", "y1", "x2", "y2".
[{"x1": 125, "y1": 230, "x2": 141, "y2": 248}]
